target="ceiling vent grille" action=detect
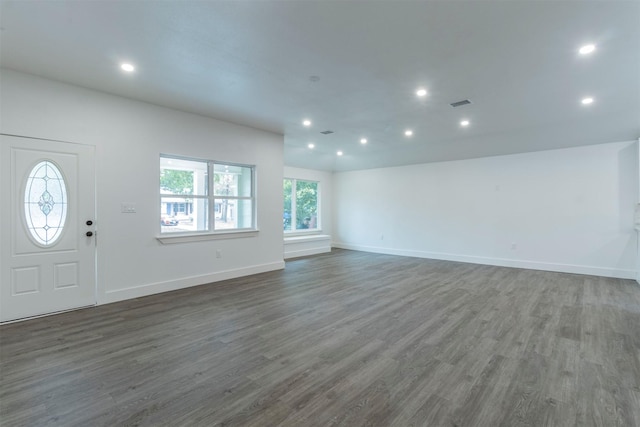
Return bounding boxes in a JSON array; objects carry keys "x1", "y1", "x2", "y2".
[
  {"x1": 450, "y1": 99, "x2": 471, "y2": 108},
  {"x1": 320, "y1": 130, "x2": 334, "y2": 135}
]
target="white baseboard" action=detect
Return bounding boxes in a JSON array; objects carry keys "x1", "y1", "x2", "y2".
[
  {"x1": 332, "y1": 242, "x2": 636, "y2": 280},
  {"x1": 100, "y1": 261, "x2": 285, "y2": 304}
]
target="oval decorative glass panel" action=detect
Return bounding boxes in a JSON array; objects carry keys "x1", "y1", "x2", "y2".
[{"x1": 24, "y1": 161, "x2": 68, "y2": 246}]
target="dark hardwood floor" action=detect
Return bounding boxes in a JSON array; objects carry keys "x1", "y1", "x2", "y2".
[{"x1": 1, "y1": 249, "x2": 639, "y2": 426}]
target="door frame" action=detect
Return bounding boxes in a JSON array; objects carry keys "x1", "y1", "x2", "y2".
[{"x1": 0, "y1": 133, "x2": 98, "y2": 323}]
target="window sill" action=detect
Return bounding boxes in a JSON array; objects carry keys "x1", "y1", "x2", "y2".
[
  {"x1": 157, "y1": 230, "x2": 259, "y2": 245},
  {"x1": 284, "y1": 229, "x2": 324, "y2": 238},
  {"x1": 284, "y1": 234, "x2": 330, "y2": 244}
]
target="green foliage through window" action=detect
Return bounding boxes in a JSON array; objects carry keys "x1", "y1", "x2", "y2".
[
  {"x1": 160, "y1": 170, "x2": 194, "y2": 195},
  {"x1": 284, "y1": 178, "x2": 318, "y2": 231}
]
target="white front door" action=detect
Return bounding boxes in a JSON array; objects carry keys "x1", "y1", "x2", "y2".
[{"x1": 0, "y1": 135, "x2": 96, "y2": 322}]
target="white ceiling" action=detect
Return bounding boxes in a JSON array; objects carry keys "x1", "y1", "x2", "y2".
[{"x1": 1, "y1": 0, "x2": 639, "y2": 172}]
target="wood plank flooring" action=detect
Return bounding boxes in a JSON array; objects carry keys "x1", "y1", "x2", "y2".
[{"x1": 1, "y1": 248, "x2": 639, "y2": 426}]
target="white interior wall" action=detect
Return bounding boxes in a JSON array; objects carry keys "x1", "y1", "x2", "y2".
[
  {"x1": 333, "y1": 141, "x2": 638, "y2": 279},
  {"x1": 0, "y1": 69, "x2": 285, "y2": 303},
  {"x1": 2, "y1": 67, "x2": 636, "y2": 306}
]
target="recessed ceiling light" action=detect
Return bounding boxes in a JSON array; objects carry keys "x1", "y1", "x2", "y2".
[
  {"x1": 579, "y1": 44, "x2": 596, "y2": 55},
  {"x1": 581, "y1": 97, "x2": 594, "y2": 105},
  {"x1": 360, "y1": 138, "x2": 367, "y2": 144},
  {"x1": 337, "y1": 151, "x2": 343, "y2": 156},
  {"x1": 120, "y1": 63, "x2": 135, "y2": 72},
  {"x1": 308, "y1": 143, "x2": 315, "y2": 149},
  {"x1": 416, "y1": 88, "x2": 428, "y2": 97},
  {"x1": 302, "y1": 119, "x2": 312, "y2": 127},
  {"x1": 460, "y1": 120, "x2": 470, "y2": 127},
  {"x1": 404, "y1": 130, "x2": 413, "y2": 137}
]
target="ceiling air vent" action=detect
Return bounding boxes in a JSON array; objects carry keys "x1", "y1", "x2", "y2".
[
  {"x1": 450, "y1": 99, "x2": 471, "y2": 108},
  {"x1": 320, "y1": 130, "x2": 334, "y2": 135}
]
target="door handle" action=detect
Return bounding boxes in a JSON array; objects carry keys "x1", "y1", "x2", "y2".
[{"x1": 86, "y1": 231, "x2": 93, "y2": 237}]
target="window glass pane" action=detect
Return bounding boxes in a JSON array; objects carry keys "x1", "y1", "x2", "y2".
[
  {"x1": 161, "y1": 197, "x2": 208, "y2": 233},
  {"x1": 214, "y1": 164, "x2": 252, "y2": 197},
  {"x1": 296, "y1": 180, "x2": 318, "y2": 230},
  {"x1": 160, "y1": 157, "x2": 207, "y2": 196},
  {"x1": 215, "y1": 199, "x2": 252, "y2": 230},
  {"x1": 24, "y1": 160, "x2": 68, "y2": 245},
  {"x1": 160, "y1": 156, "x2": 255, "y2": 234},
  {"x1": 283, "y1": 179, "x2": 292, "y2": 231}
]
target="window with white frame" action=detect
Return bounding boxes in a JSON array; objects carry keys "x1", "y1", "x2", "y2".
[
  {"x1": 283, "y1": 178, "x2": 319, "y2": 232},
  {"x1": 160, "y1": 155, "x2": 255, "y2": 234}
]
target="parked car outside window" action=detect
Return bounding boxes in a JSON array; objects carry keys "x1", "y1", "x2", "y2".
[{"x1": 161, "y1": 216, "x2": 178, "y2": 226}]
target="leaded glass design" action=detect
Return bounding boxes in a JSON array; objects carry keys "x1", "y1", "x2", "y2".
[{"x1": 24, "y1": 161, "x2": 68, "y2": 246}]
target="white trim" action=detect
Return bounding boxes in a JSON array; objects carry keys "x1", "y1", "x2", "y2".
[
  {"x1": 157, "y1": 230, "x2": 258, "y2": 244},
  {"x1": 284, "y1": 229, "x2": 324, "y2": 238},
  {"x1": 284, "y1": 234, "x2": 331, "y2": 259},
  {"x1": 0, "y1": 305, "x2": 94, "y2": 325},
  {"x1": 284, "y1": 234, "x2": 331, "y2": 244},
  {"x1": 636, "y1": 138, "x2": 639, "y2": 285},
  {"x1": 332, "y1": 242, "x2": 636, "y2": 280},
  {"x1": 100, "y1": 260, "x2": 285, "y2": 304}
]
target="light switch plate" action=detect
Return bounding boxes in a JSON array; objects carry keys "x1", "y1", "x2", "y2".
[{"x1": 121, "y1": 203, "x2": 136, "y2": 213}]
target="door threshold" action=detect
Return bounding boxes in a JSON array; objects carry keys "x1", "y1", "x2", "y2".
[{"x1": 0, "y1": 305, "x2": 96, "y2": 325}]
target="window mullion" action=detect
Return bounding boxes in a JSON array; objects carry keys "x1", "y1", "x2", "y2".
[
  {"x1": 316, "y1": 181, "x2": 321, "y2": 230},
  {"x1": 208, "y1": 161, "x2": 215, "y2": 231},
  {"x1": 291, "y1": 179, "x2": 297, "y2": 231}
]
